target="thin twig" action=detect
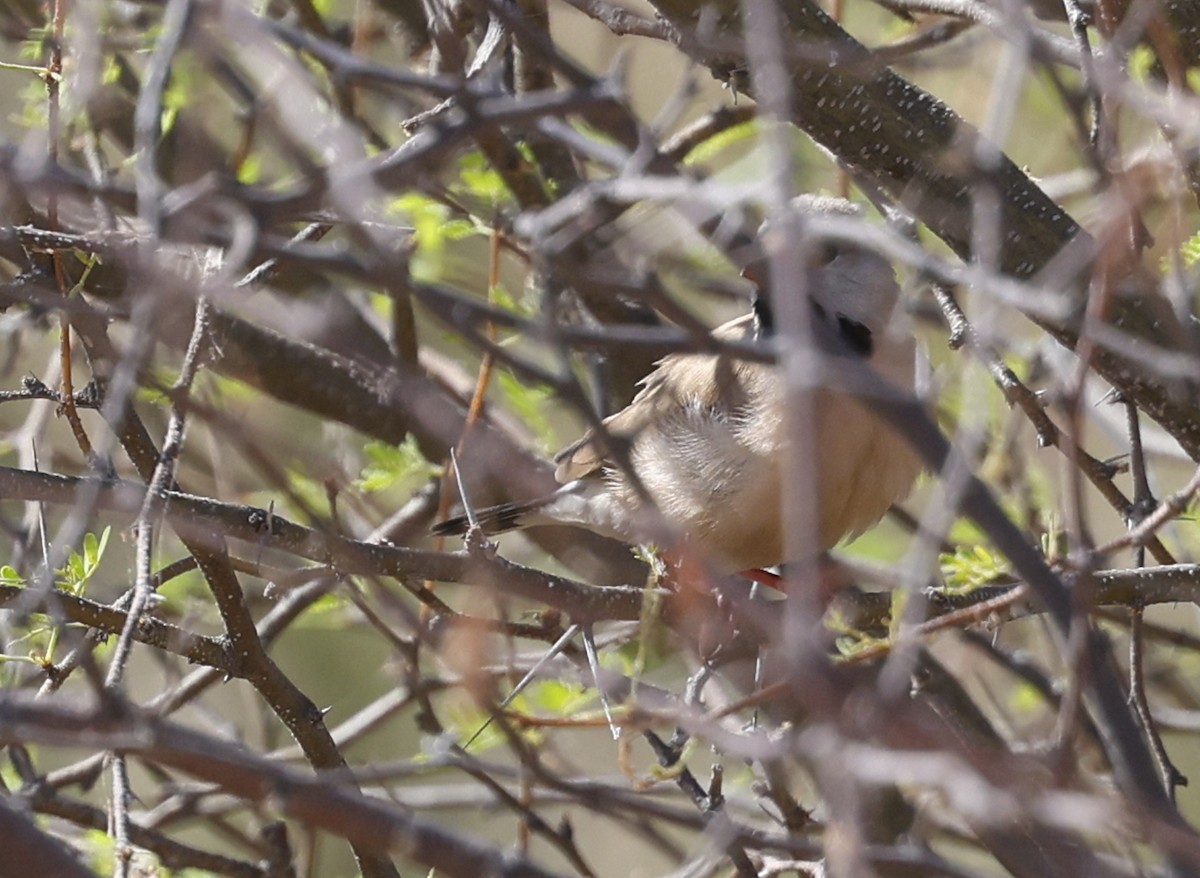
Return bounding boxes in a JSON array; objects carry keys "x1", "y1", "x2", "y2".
[
  {"x1": 104, "y1": 297, "x2": 211, "y2": 691},
  {"x1": 1061, "y1": 0, "x2": 1103, "y2": 150},
  {"x1": 1096, "y1": 466, "x2": 1200, "y2": 559},
  {"x1": 642, "y1": 730, "x2": 759, "y2": 878},
  {"x1": 110, "y1": 753, "x2": 134, "y2": 878},
  {"x1": 106, "y1": 7, "x2": 200, "y2": 853},
  {"x1": 1119, "y1": 398, "x2": 1186, "y2": 802},
  {"x1": 463, "y1": 623, "x2": 582, "y2": 750},
  {"x1": 556, "y1": 0, "x2": 672, "y2": 38},
  {"x1": 44, "y1": 0, "x2": 96, "y2": 467},
  {"x1": 1128, "y1": 605, "x2": 1187, "y2": 801},
  {"x1": 932, "y1": 283, "x2": 1175, "y2": 565}
]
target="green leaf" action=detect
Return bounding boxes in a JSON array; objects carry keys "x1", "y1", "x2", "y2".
[
  {"x1": 56, "y1": 526, "x2": 112, "y2": 596},
  {"x1": 495, "y1": 371, "x2": 554, "y2": 451},
  {"x1": 442, "y1": 217, "x2": 479, "y2": 244},
  {"x1": 393, "y1": 193, "x2": 454, "y2": 282},
  {"x1": 160, "y1": 58, "x2": 198, "y2": 140},
  {"x1": 452, "y1": 151, "x2": 513, "y2": 206},
  {"x1": 1171, "y1": 229, "x2": 1200, "y2": 269},
  {"x1": 0, "y1": 653, "x2": 40, "y2": 666},
  {"x1": 940, "y1": 544, "x2": 1009, "y2": 592},
  {"x1": 680, "y1": 119, "x2": 757, "y2": 167},
  {"x1": 1127, "y1": 45, "x2": 1156, "y2": 83},
  {"x1": 525, "y1": 679, "x2": 594, "y2": 715},
  {"x1": 355, "y1": 436, "x2": 442, "y2": 493},
  {"x1": 80, "y1": 827, "x2": 117, "y2": 874},
  {"x1": 82, "y1": 526, "x2": 111, "y2": 579},
  {"x1": 442, "y1": 704, "x2": 505, "y2": 754},
  {"x1": 154, "y1": 567, "x2": 210, "y2": 613},
  {"x1": 489, "y1": 283, "x2": 532, "y2": 318},
  {"x1": 236, "y1": 151, "x2": 264, "y2": 185},
  {"x1": 18, "y1": 28, "x2": 49, "y2": 63},
  {"x1": 295, "y1": 591, "x2": 350, "y2": 622},
  {"x1": 888, "y1": 589, "x2": 909, "y2": 641},
  {"x1": 0, "y1": 566, "x2": 23, "y2": 586},
  {"x1": 1009, "y1": 679, "x2": 1048, "y2": 716}
]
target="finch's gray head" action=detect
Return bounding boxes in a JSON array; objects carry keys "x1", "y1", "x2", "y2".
[
  {"x1": 810, "y1": 243, "x2": 901, "y2": 337},
  {"x1": 746, "y1": 196, "x2": 902, "y2": 344}
]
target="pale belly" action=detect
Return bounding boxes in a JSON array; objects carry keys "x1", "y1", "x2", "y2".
[
  {"x1": 626, "y1": 402, "x2": 786, "y2": 570},
  {"x1": 619, "y1": 388, "x2": 919, "y2": 571}
]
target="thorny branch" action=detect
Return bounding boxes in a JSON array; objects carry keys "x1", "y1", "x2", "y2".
[{"x1": 2, "y1": 1, "x2": 1200, "y2": 877}]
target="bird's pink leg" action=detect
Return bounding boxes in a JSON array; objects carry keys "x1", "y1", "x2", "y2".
[
  {"x1": 739, "y1": 568, "x2": 784, "y2": 589},
  {"x1": 740, "y1": 558, "x2": 854, "y2": 608}
]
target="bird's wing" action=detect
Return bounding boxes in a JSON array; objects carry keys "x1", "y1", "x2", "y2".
[
  {"x1": 553, "y1": 432, "x2": 607, "y2": 483},
  {"x1": 552, "y1": 315, "x2": 758, "y2": 484},
  {"x1": 552, "y1": 365, "x2": 687, "y2": 483}
]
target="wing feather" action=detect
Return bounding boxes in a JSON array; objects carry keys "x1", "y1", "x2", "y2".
[{"x1": 552, "y1": 314, "x2": 758, "y2": 483}]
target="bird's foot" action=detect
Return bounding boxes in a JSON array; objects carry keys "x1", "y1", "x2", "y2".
[
  {"x1": 739, "y1": 568, "x2": 784, "y2": 590},
  {"x1": 739, "y1": 557, "x2": 855, "y2": 608}
]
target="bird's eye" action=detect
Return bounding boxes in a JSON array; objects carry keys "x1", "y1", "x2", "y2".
[{"x1": 807, "y1": 242, "x2": 842, "y2": 269}]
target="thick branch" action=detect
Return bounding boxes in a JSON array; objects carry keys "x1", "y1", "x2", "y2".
[
  {"x1": 0, "y1": 585, "x2": 237, "y2": 673},
  {"x1": 25, "y1": 792, "x2": 264, "y2": 878},
  {"x1": 0, "y1": 465, "x2": 646, "y2": 623},
  {"x1": 0, "y1": 796, "x2": 97, "y2": 878},
  {"x1": 0, "y1": 698, "x2": 568, "y2": 878},
  {"x1": 841, "y1": 564, "x2": 1200, "y2": 632},
  {"x1": 646, "y1": 0, "x2": 1200, "y2": 460}
]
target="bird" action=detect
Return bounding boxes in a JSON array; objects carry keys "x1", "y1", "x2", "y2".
[{"x1": 432, "y1": 225, "x2": 922, "y2": 575}]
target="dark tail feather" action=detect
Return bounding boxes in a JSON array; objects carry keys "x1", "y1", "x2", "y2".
[{"x1": 430, "y1": 498, "x2": 548, "y2": 537}]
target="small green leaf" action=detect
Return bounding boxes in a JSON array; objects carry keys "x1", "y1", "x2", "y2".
[
  {"x1": 940, "y1": 543, "x2": 1009, "y2": 592},
  {"x1": 442, "y1": 705, "x2": 505, "y2": 753},
  {"x1": 297, "y1": 591, "x2": 350, "y2": 620},
  {"x1": 393, "y1": 193, "x2": 455, "y2": 282},
  {"x1": 57, "y1": 526, "x2": 112, "y2": 596},
  {"x1": 681, "y1": 119, "x2": 757, "y2": 167},
  {"x1": 355, "y1": 436, "x2": 442, "y2": 493},
  {"x1": 888, "y1": 589, "x2": 909, "y2": 640},
  {"x1": 489, "y1": 283, "x2": 530, "y2": 317},
  {"x1": 526, "y1": 679, "x2": 594, "y2": 715},
  {"x1": 495, "y1": 371, "x2": 554, "y2": 451},
  {"x1": 236, "y1": 152, "x2": 264, "y2": 185},
  {"x1": 82, "y1": 526, "x2": 111, "y2": 579},
  {"x1": 82, "y1": 533, "x2": 99, "y2": 569},
  {"x1": 0, "y1": 653, "x2": 40, "y2": 665},
  {"x1": 452, "y1": 151, "x2": 513, "y2": 205},
  {"x1": 1175, "y1": 230, "x2": 1200, "y2": 269},
  {"x1": 154, "y1": 567, "x2": 210, "y2": 612},
  {"x1": 80, "y1": 827, "x2": 117, "y2": 874},
  {"x1": 1127, "y1": 45, "x2": 1156, "y2": 83},
  {"x1": 1009, "y1": 680, "x2": 1048, "y2": 715},
  {"x1": 59, "y1": 552, "x2": 83, "y2": 588}
]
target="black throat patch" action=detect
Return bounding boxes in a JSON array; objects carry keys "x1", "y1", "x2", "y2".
[
  {"x1": 752, "y1": 292, "x2": 774, "y2": 336},
  {"x1": 810, "y1": 300, "x2": 874, "y2": 357},
  {"x1": 835, "y1": 313, "x2": 873, "y2": 357},
  {"x1": 757, "y1": 295, "x2": 874, "y2": 357}
]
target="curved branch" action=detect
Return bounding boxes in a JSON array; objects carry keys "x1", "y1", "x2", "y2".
[
  {"x1": 0, "y1": 796, "x2": 97, "y2": 878},
  {"x1": 0, "y1": 585, "x2": 237, "y2": 674},
  {"x1": 25, "y1": 792, "x2": 264, "y2": 878},
  {"x1": 841, "y1": 564, "x2": 1200, "y2": 632},
  {"x1": 0, "y1": 465, "x2": 646, "y2": 623},
  {"x1": 0, "y1": 697, "x2": 568, "y2": 878},
  {"x1": 645, "y1": 0, "x2": 1200, "y2": 461}
]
